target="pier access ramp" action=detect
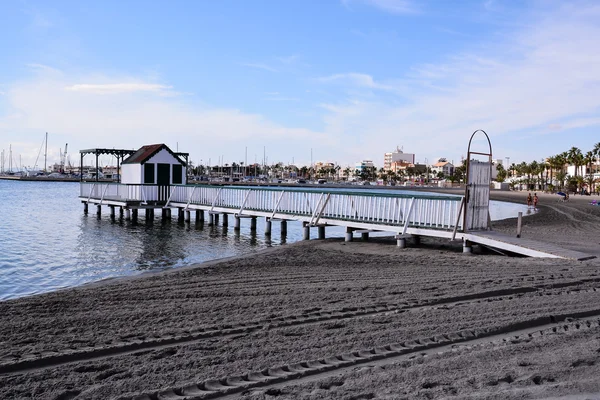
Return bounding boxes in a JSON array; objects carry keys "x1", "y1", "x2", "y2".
[{"x1": 466, "y1": 231, "x2": 595, "y2": 261}]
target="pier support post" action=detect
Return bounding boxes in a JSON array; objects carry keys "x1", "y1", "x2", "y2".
[
  {"x1": 412, "y1": 235, "x2": 421, "y2": 245},
  {"x1": 119, "y1": 207, "x2": 124, "y2": 218},
  {"x1": 250, "y1": 217, "x2": 257, "y2": 231},
  {"x1": 234, "y1": 215, "x2": 241, "y2": 230},
  {"x1": 110, "y1": 206, "x2": 115, "y2": 219},
  {"x1": 196, "y1": 210, "x2": 204, "y2": 222},
  {"x1": 83, "y1": 202, "x2": 88, "y2": 214},
  {"x1": 166, "y1": 208, "x2": 171, "y2": 219},
  {"x1": 280, "y1": 220, "x2": 287, "y2": 235},
  {"x1": 265, "y1": 218, "x2": 272, "y2": 235},
  {"x1": 361, "y1": 232, "x2": 369, "y2": 241},
  {"x1": 185, "y1": 210, "x2": 191, "y2": 222},
  {"x1": 208, "y1": 213, "x2": 214, "y2": 226},
  {"x1": 96, "y1": 205, "x2": 102, "y2": 217},
  {"x1": 162, "y1": 208, "x2": 168, "y2": 220},
  {"x1": 222, "y1": 213, "x2": 228, "y2": 227},
  {"x1": 397, "y1": 238, "x2": 406, "y2": 248},
  {"x1": 214, "y1": 214, "x2": 220, "y2": 225},
  {"x1": 132, "y1": 209, "x2": 138, "y2": 223},
  {"x1": 463, "y1": 239, "x2": 473, "y2": 254},
  {"x1": 303, "y1": 222, "x2": 310, "y2": 240},
  {"x1": 178, "y1": 208, "x2": 184, "y2": 222},
  {"x1": 125, "y1": 208, "x2": 131, "y2": 220},
  {"x1": 318, "y1": 225, "x2": 325, "y2": 240},
  {"x1": 345, "y1": 227, "x2": 353, "y2": 242}
]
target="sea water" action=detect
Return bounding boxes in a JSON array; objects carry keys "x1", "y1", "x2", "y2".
[{"x1": 0, "y1": 180, "x2": 528, "y2": 300}]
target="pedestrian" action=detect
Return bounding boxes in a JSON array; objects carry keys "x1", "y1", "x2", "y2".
[
  {"x1": 527, "y1": 192, "x2": 532, "y2": 207},
  {"x1": 533, "y1": 193, "x2": 538, "y2": 208}
]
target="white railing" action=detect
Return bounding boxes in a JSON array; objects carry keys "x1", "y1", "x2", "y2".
[{"x1": 80, "y1": 183, "x2": 463, "y2": 231}]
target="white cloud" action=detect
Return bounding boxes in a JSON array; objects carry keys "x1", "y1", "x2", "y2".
[
  {"x1": 277, "y1": 55, "x2": 299, "y2": 64},
  {"x1": 65, "y1": 83, "x2": 173, "y2": 95},
  {"x1": 0, "y1": 69, "x2": 336, "y2": 168},
  {"x1": 319, "y1": 3, "x2": 600, "y2": 164},
  {"x1": 318, "y1": 73, "x2": 394, "y2": 91},
  {"x1": 342, "y1": 0, "x2": 418, "y2": 14},
  {"x1": 241, "y1": 63, "x2": 278, "y2": 72}
]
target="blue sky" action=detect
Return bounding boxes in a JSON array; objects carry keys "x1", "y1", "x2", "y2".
[{"x1": 1, "y1": 0, "x2": 600, "y2": 170}]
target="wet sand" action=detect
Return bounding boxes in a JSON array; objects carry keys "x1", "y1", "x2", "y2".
[{"x1": 1, "y1": 190, "x2": 600, "y2": 399}]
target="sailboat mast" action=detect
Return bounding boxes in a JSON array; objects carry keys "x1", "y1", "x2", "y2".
[
  {"x1": 9, "y1": 144, "x2": 12, "y2": 173},
  {"x1": 44, "y1": 132, "x2": 48, "y2": 173}
]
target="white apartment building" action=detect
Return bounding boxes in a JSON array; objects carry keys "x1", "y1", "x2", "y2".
[
  {"x1": 355, "y1": 160, "x2": 375, "y2": 173},
  {"x1": 384, "y1": 147, "x2": 415, "y2": 171},
  {"x1": 430, "y1": 158, "x2": 454, "y2": 176}
]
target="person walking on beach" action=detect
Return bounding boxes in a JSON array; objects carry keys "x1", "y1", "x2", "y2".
[
  {"x1": 533, "y1": 193, "x2": 538, "y2": 209},
  {"x1": 527, "y1": 193, "x2": 532, "y2": 207}
]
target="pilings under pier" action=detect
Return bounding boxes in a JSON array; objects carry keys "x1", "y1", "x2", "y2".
[
  {"x1": 281, "y1": 220, "x2": 287, "y2": 235},
  {"x1": 318, "y1": 225, "x2": 325, "y2": 240},
  {"x1": 303, "y1": 222, "x2": 310, "y2": 240},
  {"x1": 345, "y1": 227, "x2": 353, "y2": 242}
]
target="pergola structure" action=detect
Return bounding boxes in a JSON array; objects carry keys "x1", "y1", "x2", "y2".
[
  {"x1": 79, "y1": 148, "x2": 135, "y2": 182},
  {"x1": 79, "y1": 148, "x2": 190, "y2": 182}
]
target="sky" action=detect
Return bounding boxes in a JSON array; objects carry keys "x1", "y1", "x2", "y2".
[{"x1": 1, "y1": 0, "x2": 600, "y2": 171}]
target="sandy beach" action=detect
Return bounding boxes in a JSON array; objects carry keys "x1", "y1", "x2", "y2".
[{"x1": 1, "y1": 189, "x2": 600, "y2": 400}]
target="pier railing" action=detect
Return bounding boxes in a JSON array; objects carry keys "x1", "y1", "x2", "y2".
[{"x1": 80, "y1": 183, "x2": 464, "y2": 231}]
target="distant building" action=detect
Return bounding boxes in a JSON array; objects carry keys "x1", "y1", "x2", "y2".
[
  {"x1": 355, "y1": 160, "x2": 375, "y2": 173},
  {"x1": 314, "y1": 161, "x2": 335, "y2": 171},
  {"x1": 384, "y1": 147, "x2": 415, "y2": 171},
  {"x1": 389, "y1": 160, "x2": 412, "y2": 173},
  {"x1": 431, "y1": 158, "x2": 454, "y2": 176}
]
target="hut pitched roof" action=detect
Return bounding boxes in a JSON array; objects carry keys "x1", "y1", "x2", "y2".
[{"x1": 122, "y1": 144, "x2": 184, "y2": 165}]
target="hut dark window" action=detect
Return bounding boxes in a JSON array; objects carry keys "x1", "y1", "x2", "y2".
[
  {"x1": 144, "y1": 163, "x2": 155, "y2": 184},
  {"x1": 172, "y1": 164, "x2": 183, "y2": 184}
]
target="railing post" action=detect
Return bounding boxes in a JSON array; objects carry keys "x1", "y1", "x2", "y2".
[
  {"x1": 402, "y1": 198, "x2": 416, "y2": 235},
  {"x1": 452, "y1": 197, "x2": 466, "y2": 241}
]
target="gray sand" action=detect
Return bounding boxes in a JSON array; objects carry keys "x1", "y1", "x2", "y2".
[{"x1": 1, "y1": 190, "x2": 600, "y2": 400}]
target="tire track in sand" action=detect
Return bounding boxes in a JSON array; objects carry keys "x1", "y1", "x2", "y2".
[
  {"x1": 124, "y1": 309, "x2": 600, "y2": 400},
  {"x1": 1, "y1": 276, "x2": 600, "y2": 377}
]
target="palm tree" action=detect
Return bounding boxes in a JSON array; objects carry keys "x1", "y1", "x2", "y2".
[
  {"x1": 567, "y1": 147, "x2": 583, "y2": 178},
  {"x1": 584, "y1": 151, "x2": 594, "y2": 177},
  {"x1": 546, "y1": 156, "x2": 558, "y2": 189},
  {"x1": 299, "y1": 166, "x2": 308, "y2": 178},
  {"x1": 591, "y1": 142, "x2": 600, "y2": 174},
  {"x1": 343, "y1": 167, "x2": 352, "y2": 181}
]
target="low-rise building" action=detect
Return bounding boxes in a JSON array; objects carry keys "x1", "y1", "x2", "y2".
[
  {"x1": 384, "y1": 147, "x2": 415, "y2": 171},
  {"x1": 431, "y1": 158, "x2": 454, "y2": 176}
]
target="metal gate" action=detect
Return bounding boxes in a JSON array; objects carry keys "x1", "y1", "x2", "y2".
[{"x1": 464, "y1": 130, "x2": 492, "y2": 232}]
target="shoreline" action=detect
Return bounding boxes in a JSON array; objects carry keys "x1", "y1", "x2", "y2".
[
  {"x1": 2, "y1": 189, "x2": 600, "y2": 399},
  {"x1": 0, "y1": 189, "x2": 586, "y2": 303}
]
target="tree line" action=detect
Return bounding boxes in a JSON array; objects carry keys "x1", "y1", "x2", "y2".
[{"x1": 496, "y1": 143, "x2": 600, "y2": 192}]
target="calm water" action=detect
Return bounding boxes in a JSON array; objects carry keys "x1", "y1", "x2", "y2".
[{"x1": 0, "y1": 181, "x2": 528, "y2": 301}]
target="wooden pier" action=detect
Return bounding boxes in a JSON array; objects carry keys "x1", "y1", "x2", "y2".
[{"x1": 79, "y1": 182, "x2": 594, "y2": 260}]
